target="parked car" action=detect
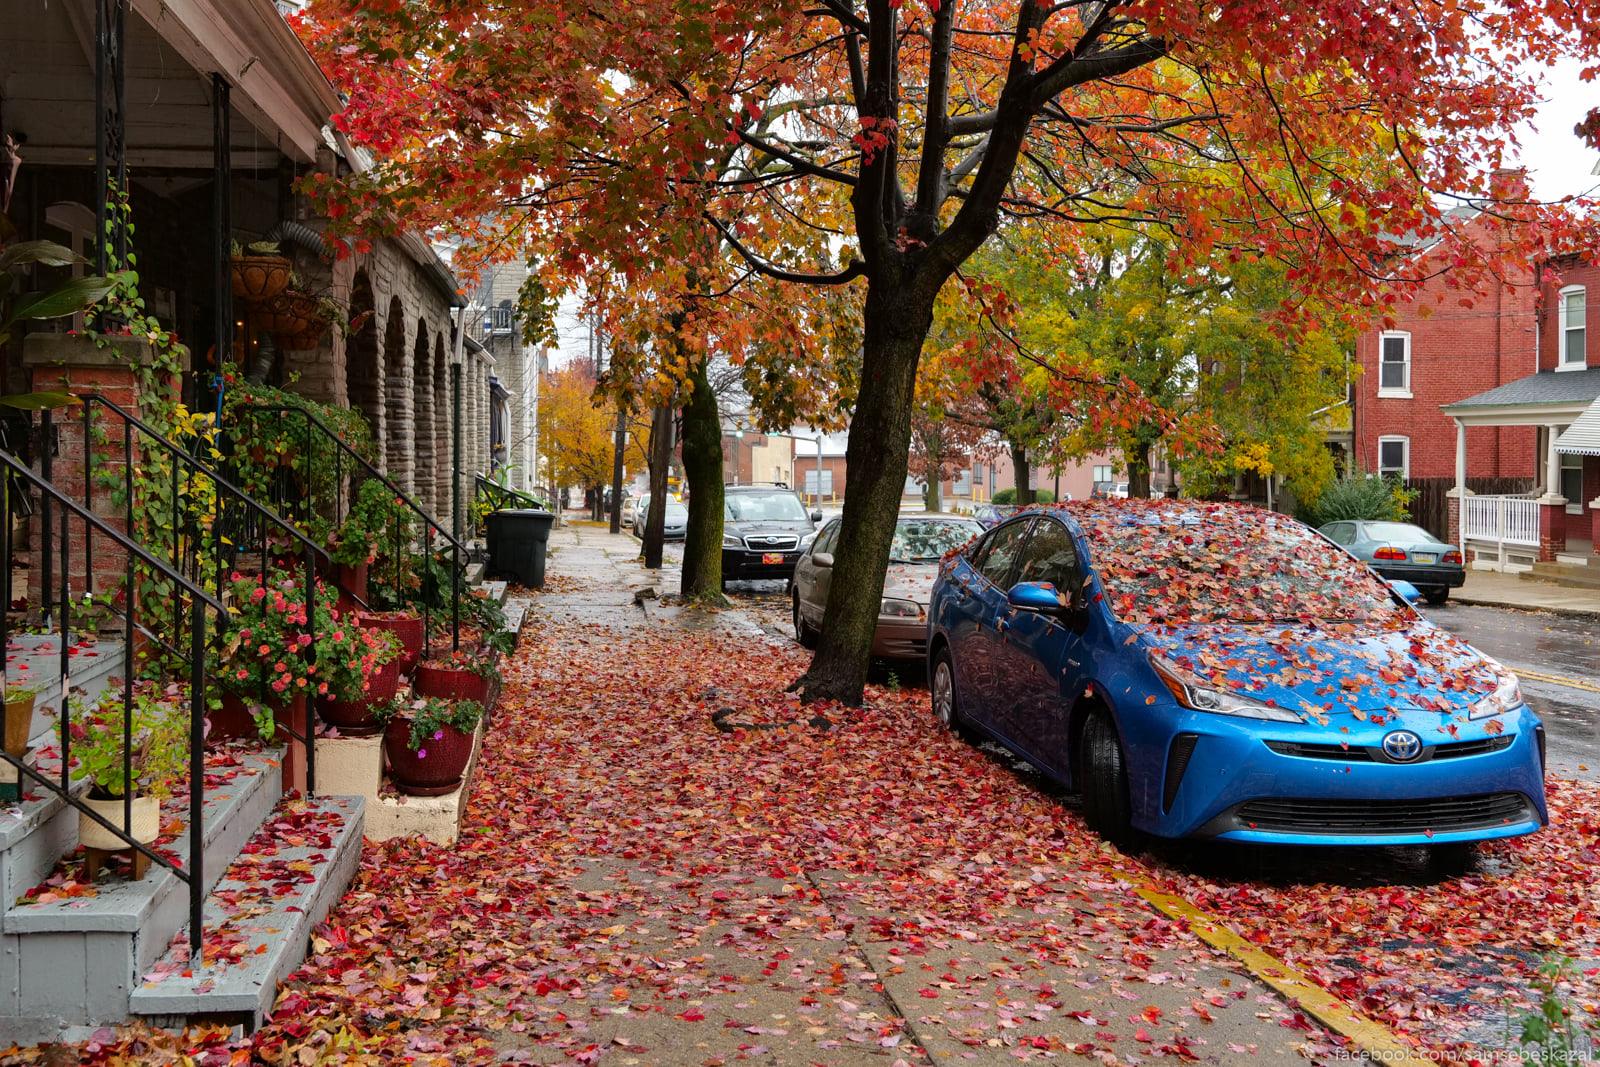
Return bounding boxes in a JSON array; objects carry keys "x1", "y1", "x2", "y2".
[
  {"x1": 1319, "y1": 520, "x2": 1465, "y2": 605},
  {"x1": 631, "y1": 494, "x2": 688, "y2": 540},
  {"x1": 621, "y1": 494, "x2": 642, "y2": 528},
  {"x1": 928, "y1": 500, "x2": 1544, "y2": 864},
  {"x1": 721, "y1": 485, "x2": 822, "y2": 586},
  {"x1": 973, "y1": 503, "x2": 1020, "y2": 529},
  {"x1": 792, "y1": 514, "x2": 982, "y2": 658}
]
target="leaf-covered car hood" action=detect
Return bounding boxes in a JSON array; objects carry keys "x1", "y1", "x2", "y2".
[{"x1": 883, "y1": 561, "x2": 939, "y2": 604}]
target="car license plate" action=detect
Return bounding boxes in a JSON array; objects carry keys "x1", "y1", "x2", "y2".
[
  {"x1": 1413, "y1": 553, "x2": 1436, "y2": 564},
  {"x1": 762, "y1": 552, "x2": 784, "y2": 565}
]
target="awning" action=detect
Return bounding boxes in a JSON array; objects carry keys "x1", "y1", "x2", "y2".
[{"x1": 1555, "y1": 397, "x2": 1600, "y2": 456}]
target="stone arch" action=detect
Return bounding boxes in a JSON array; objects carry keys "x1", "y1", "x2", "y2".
[
  {"x1": 382, "y1": 297, "x2": 412, "y2": 493},
  {"x1": 434, "y1": 335, "x2": 451, "y2": 524},
  {"x1": 412, "y1": 318, "x2": 435, "y2": 513},
  {"x1": 346, "y1": 271, "x2": 381, "y2": 443}
]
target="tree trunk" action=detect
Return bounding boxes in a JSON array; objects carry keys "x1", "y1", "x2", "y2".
[
  {"x1": 1011, "y1": 442, "x2": 1034, "y2": 505},
  {"x1": 680, "y1": 357, "x2": 725, "y2": 601},
  {"x1": 921, "y1": 434, "x2": 942, "y2": 512},
  {"x1": 797, "y1": 280, "x2": 931, "y2": 705},
  {"x1": 922, "y1": 477, "x2": 941, "y2": 512},
  {"x1": 643, "y1": 404, "x2": 673, "y2": 569},
  {"x1": 1128, "y1": 446, "x2": 1153, "y2": 499}
]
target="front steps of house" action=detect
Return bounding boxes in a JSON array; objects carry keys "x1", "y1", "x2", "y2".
[{"x1": 1525, "y1": 559, "x2": 1600, "y2": 590}]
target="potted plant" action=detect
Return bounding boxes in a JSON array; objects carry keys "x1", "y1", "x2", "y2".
[
  {"x1": 215, "y1": 573, "x2": 318, "y2": 741},
  {"x1": 317, "y1": 624, "x2": 401, "y2": 736},
  {"x1": 328, "y1": 479, "x2": 396, "y2": 609},
  {"x1": 230, "y1": 240, "x2": 291, "y2": 304},
  {"x1": 376, "y1": 696, "x2": 483, "y2": 796},
  {"x1": 73, "y1": 688, "x2": 187, "y2": 854},
  {"x1": 414, "y1": 647, "x2": 497, "y2": 704},
  {"x1": 3, "y1": 682, "x2": 37, "y2": 758}
]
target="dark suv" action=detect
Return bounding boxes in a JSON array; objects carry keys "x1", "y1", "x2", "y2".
[{"x1": 721, "y1": 485, "x2": 821, "y2": 586}]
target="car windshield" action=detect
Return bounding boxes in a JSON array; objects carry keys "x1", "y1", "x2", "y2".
[
  {"x1": 725, "y1": 491, "x2": 808, "y2": 522},
  {"x1": 1363, "y1": 522, "x2": 1440, "y2": 544},
  {"x1": 890, "y1": 519, "x2": 982, "y2": 562},
  {"x1": 1078, "y1": 502, "x2": 1401, "y2": 627},
  {"x1": 664, "y1": 502, "x2": 687, "y2": 520}
]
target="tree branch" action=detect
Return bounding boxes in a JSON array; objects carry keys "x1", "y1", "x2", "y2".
[
  {"x1": 706, "y1": 214, "x2": 866, "y2": 285},
  {"x1": 736, "y1": 127, "x2": 857, "y2": 186}
]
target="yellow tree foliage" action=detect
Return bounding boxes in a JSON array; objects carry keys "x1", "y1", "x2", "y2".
[{"x1": 538, "y1": 364, "x2": 621, "y2": 497}]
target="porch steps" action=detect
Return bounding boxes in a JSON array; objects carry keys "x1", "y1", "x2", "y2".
[
  {"x1": 1525, "y1": 562, "x2": 1600, "y2": 590},
  {"x1": 7, "y1": 634, "x2": 126, "y2": 751},
  {"x1": 0, "y1": 748, "x2": 282, "y2": 1029},
  {"x1": 0, "y1": 751, "x2": 86, "y2": 913},
  {"x1": 128, "y1": 795, "x2": 364, "y2": 1029}
]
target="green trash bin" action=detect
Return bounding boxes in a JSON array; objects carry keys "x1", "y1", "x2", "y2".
[{"x1": 486, "y1": 508, "x2": 555, "y2": 588}]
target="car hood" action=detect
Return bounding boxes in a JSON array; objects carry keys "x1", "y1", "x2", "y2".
[
  {"x1": 884, "y1": 561, "x2": 939, "y2": 603},
  {"x1": 1137, "y1": 616, "x2": 1504, "y2": 732}
]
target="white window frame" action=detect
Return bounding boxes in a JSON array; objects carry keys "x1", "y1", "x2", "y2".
[
  {"x1": 1377, "y1": 436, "x2": 1410, "y2": 481},
  {"x1": 1377, "y1": 331, "x2": 1412, "y2": 398},
  {"x1": 1559, "y1": 285, "x2": 1587, "y2": 370}
]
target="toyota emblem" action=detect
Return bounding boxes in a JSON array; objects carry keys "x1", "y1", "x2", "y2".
[{"x1": 1381, "y1": 730, "x2": 1424, "y2": 763}]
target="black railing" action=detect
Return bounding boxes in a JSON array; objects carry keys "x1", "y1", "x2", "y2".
[
  {"x1": 225, "y1": 402, "x2": 462, "y2": 655},
  {"x1": 0, "y1": 446, "x2": 218, "y2": 962},
  {"x1": 54, "y1": 396, "x2": 328, "y2": 792}
]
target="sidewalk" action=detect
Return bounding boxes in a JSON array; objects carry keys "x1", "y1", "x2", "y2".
[{"x1": 1455, "y1": 568, "x2": 1600, "y2": 618}]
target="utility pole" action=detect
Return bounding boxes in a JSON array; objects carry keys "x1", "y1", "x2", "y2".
[{"x1": 610, "y1": 403, "x2": 626, "y2": 534}]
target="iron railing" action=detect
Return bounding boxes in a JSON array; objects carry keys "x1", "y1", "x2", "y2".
[
  {"x1": 0, "y1": 446, "x2": 218, "y2": 962},
  {"x1": 224, "y1": 402, "x2": 463, "y2": 656}
]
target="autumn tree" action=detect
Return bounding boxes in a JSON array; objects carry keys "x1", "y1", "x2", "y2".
[
  {"x1": 300, "y1": 0, "x2": 1596, "y2": 704},
  {"x1": 538, "y1": 362, "x2": 619, "y2": 519}
]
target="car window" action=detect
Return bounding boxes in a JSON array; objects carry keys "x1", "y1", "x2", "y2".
[
  {"x1": 890, "y1": 519, "x2": 983, "y2": 562},
  {"x1": 976, "y1": 519, "x2": 1033, "y2": 588},
  {"x1": 1322, "y1": 522, "x2": 1353, "y2": 545},
  {"x1": 725, "y1": 491, "x2": 809, "y2": 522},
  {"x1": 813, "y1": 519, "x2": 841, "y2": 555},
  {"x1": 1363, "y1": 522, "x2": 1440, "y2": 544},
  {"x1": 1013, "y1": 518, "x2": 1079, "y2": 593}
]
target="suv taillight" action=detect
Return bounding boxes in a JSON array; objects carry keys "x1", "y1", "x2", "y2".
[{"x1": 1373, "y1": 546, "x2": 1406, "y2": 561}]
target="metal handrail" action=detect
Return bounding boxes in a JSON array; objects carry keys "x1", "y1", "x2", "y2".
[
  {"x1": 226, "y1": 401, "x2": 461, "y2": 654},
  {"x1": 0, "y1": 446, "x2": 219, "y2": 963}
]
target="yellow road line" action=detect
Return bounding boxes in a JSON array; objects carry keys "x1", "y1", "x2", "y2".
[
  {"x1": 1134, "y1": 886, "x2": 1421, "y2": 1059},
  {"x1": 1507, "y1": 665, "x2": 1600, "y2": 695}
]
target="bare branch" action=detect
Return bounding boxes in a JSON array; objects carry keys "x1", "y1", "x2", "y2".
[{"x1": 706, "y1": 214, "x2": 866, "y2": 286}]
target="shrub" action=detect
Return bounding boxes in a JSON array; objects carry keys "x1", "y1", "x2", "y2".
[
  {"x1": 991, "y1": 488, "x2": 1056, "y2": 505},
  {"x1": 1298, "y1": 472, "x2": 1415, "y2": 528},
  {"x1": 73, "y1": 687, "x2": 188, "y2": 800}
]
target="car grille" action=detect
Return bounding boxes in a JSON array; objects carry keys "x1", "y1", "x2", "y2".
[
  {"x1": 1232, "y1": 792, "x2": 1532, "y2": 835},
  {"x1": 1264, "y1": 735, "x2": 1515, "y2": 764},
  {"x1": 743, "y1": 535, "x2": 798, "y2": 551}
]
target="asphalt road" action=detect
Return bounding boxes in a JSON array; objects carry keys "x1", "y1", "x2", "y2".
[{"x1": 1422, "y1": 600, "x2": 1600, "y2": 783}]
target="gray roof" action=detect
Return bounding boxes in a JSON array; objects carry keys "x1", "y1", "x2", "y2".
[{"x1": 1444, "y1": 367, "x2": 1600, "y2": 410}]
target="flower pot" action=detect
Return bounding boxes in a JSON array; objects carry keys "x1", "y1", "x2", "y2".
[
  {"x1": 358, "y1": 613, "x2": 424, "y2": 672},
  {"x1": 384, "y1": 716, "x2": 474, "y2": 796},
  {"x1": 262, "y1": 291, "x2": 322, "y2": 337},
  {"x1": 414, "y1": 662, "x2": 490, "y2": 704},
  {"x1": 335, "y1": 562, "x2": 370, "y2": 613},
  {"x1": 318, "y1": 658, "x2": 402, "y2": 736},
  {"x1": 212, "y1": 691, "x2": 262, "y2": 742},
  {"x1": 231, "y1": 255, "x2": 292, "y2": 304},
  {"x1": 3, "y1": 693, "x2": 35, "y2": 758},
  {"x1": 79, "y1": 794, "x2": 159, "y2": 850}
]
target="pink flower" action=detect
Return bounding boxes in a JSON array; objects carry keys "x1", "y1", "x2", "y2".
[
  {"x1": 240, "y1": 629, "x2": 251, "y2": 640},
  {"x1": 235, "y1": 668, "x2": 248, "y2": 680},
  {"x1": 271, "y1": 678, "x2": 288, "y2": 693},
  {"x1": 258, "y1": 644, "x2": 271, "y2": 656},
  {"x1": 250, "y1": 587, "x2": 266, "y2": 603},
  {"x1": 333, "y1": 631, "x2": 344, "y2": 642},
  {"x1": 416, "y1": 748, "x2": 427, "y2": 759},
  {"x1": 432, "y1": 729, "x2": 444, "y2": 740},
  {"x1": 317, "y1": 682, "x2": 328, "y2": 695},
  {"x1": 297, "y1": 634, "x2": 312, "y2": 648}
]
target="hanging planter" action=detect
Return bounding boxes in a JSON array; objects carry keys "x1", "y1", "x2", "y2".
[
  {"x1": 231, "y1": 255, "x2": 292, "y2": 304},
  {"x1": 3, "y1": 686, "x2": 36, "y2": 759},
  {"x1": 260, "y1": 291, "x2": 322, "y2": 337},
  {"x1": 378, "y1": 697, "x2": 483, "y2": 797}
]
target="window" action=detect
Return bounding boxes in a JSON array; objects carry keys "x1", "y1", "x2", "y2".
[
  {"x1": 812, "y1": 520, "x2": 841, "y2": 556},
  {"x1": 1560, "y1": 287, "x2": 1587, "y2": 369},
  {"x1": 1012, "y1": 519, "x2": 1080, "y2": 596},
  {"x1": 1377, "y1": 436, "x2": 1409, "y2": 481},
  {"x1": 952, "y1": 468, "x2": 972, "y2": 494},
  {"x1": 803, "y1": 469, "x2": 834, "y2": 496},
  {"x1": 1093, "y1": 464, "x2": 1113, "y2": 483},
  {"x1": 1561, "y1": 450, "x2": 1584, "y2": 511},
  {"x1": 1322, "y1": 522, "x2": 1355, "y2": 545},
  {"x1": 974, "y1": 519, "x2": 1033, "y2": 588},
  {"x1": 1378, "y1": 332, "x2": 1411, "y2": 396}
]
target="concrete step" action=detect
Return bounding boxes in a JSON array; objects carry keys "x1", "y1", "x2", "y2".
[
  {"x1": 6, "y1": 634, "x2": 125, "y2": 750},
  {"x1": 0, "y1": 747, "x2": 283, "y2": 1027},
  {"x1": 0, "y1": 749, "x2": 86, "y2": 909},
  {"x1": 480, "y1": 579, "x2": 508, "y2": 604},
  {"x1": 129, "y1": 794, "x2": 363, "y2": 1030},
  {"x1": 1526, "y1": 562, "x2": 1600, "y2": 589},
  {"x1": 502, "y1": 596, "x2": 532, "y2": 645}
]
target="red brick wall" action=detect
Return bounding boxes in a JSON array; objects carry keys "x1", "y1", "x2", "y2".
[
  {"x1": 1353, "y1": 225, "x2": 1538, "y2": 481},
  {"x1": 1538, "y1": 258, "x2": 1600, "y2": 371}
]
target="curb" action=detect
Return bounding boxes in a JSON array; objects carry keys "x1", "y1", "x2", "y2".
[{"x1": 1450, "y1": 594, "x2": 1600, "y2": 620}]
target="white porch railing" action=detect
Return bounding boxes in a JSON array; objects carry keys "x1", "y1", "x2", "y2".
[{"x1": 1463, "y1": 494, "x2": 1540, "y2": 547}]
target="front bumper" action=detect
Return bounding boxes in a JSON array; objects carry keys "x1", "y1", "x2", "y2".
[
  {"x1": 1130, "y1": 702, "x2": 1546, "y2": 846},
  {"x1": 722, "y1": 548, "x2": 801, "y2": 581},
  {"x1": 1372, "y1": 562, "x2": 1466, "y2": 589},
  {"x1": 870, "y1": 617, "x2": 928, "y2": 660}
]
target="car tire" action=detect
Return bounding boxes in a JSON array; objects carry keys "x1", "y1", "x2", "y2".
[
  {"x1": 792, "y1": 592, "x2": 819, "y2": 649},
  {"x1": 931, "y1": 649, "x2": 964, "y2": 733},
  {"x1": 1080, "y1": 710, "x2": 1136, "y2": 848},
  {"x1": 1428, "y1": 841, "x2": 1476, "y2": 877},
  {"x1": 1423, "y1": 587, "x2": 1449, "y2": 606}
]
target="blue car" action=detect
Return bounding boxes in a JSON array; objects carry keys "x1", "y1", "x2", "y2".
[{"x1": 927, "y1": 501, "x2": 1546, "y2": 862}]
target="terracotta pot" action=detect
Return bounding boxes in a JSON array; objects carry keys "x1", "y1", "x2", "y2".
[
  {"x1": 414, "y1": 663, "x2": 490, "y2": 704},
  {"x1": 318, "y1": 658, "x2": 402, "y2": 736},
  {"x1": 213, "y1": 691, "x2": 306, "y2": 744},
  {"x1": 335, "y1": 561, "x2": 370, "y2": 613},
  {"x1": 358, "y1": 613, "x2": 424, "y2": 672},
  {"x1": 384, "y1": 716, "x2": 474, "y2": 796},
  {"x1": 79, "y1": 794, "x2": 159, "y2": 850},
  {"x1": 3, "y1": 693, "x2": 35, "y2": 758},
  {"x1": 262, "y1": 291, "x2": 323, "y2": 337},
  {"x1": 230, "y1": 255, "x2": 292, "y2": 304}
]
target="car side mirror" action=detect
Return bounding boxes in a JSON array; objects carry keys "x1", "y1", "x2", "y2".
[
  {"x1": 810, "y1": 509, "x2": 823, "y2": 523},
  {"x1": 812, "y1": 552, "x2": 834, "y2": 569},
  {"x1": 1006, "y1": 581, "x2": 1070, "y2": 615},
  {"x1": 1388, "y1": 579, "x2": 1422, "y2": 606}
]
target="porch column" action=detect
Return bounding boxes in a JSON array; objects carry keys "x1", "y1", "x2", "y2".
[
  {"x1": 1591, "y1": 494, "x2": 1600, "y2": 563},
  {"x1": 1538, "y1": 425, "x2": 1568, "y2": 562},
  {"x1": 1448, "y1": 420, "x2": 1470, "y2": 559}
]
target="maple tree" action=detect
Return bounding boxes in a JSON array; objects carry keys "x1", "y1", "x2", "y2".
[{"x1": 537, "y1": 361, "x2": 629, "y2": 518}]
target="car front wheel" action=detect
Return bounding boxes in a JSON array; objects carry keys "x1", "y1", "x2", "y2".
[
  {"x1": 792, "y1": 592, "x2": 819, "y2": 649},
  {"x1": 1080, "y1": 709, "x2": 1135, "y2": 848},
  {"x1": 931, "y1": 650, "x2": 962, "y2": 732}
]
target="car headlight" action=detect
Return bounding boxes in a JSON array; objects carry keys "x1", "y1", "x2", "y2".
[
  {"x1": 1470, "y1": 669, "x2": 1523, "y2": 720},
  {"x1": 1148, "y1": 653, "x2": 1303, "y2": 723},
  {"x1": 880, "y1": 598, "x2": 923, "y2": 619},
  {"x1": 800, "y1": 532, "x2": 817, "y2": 550},
  {"x1": 722, "y1": 535, "x2": 742, "y2": 548}
]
